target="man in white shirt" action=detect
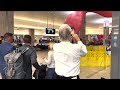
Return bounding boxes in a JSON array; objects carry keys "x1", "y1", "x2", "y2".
[{"x1": 53, "y1": 24, "x2": 87, "y2": 79}]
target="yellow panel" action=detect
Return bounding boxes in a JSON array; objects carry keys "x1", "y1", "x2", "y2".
[
  {"x1": 105, "y1": 55, "x2": 111, "y2": 67},
  {"x1": 80, "y1": 57, "x2": 89, "y2": 66},
  {"x1": 97, "y1": 57, "x2": 105, "y2": 67},
  {"x1": 80, "y1": 46, "x2": 111, "y2": 67},
  {"x1": 87, "y1": 57, "x2": 97, "y2": 67}
]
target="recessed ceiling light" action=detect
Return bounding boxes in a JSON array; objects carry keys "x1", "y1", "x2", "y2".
[
  {"x1": 86, "y1": 12, "x2": 96, "y2": 16},
  {"x1": 65, "y1": 11, "x2": 96, "y2": 15},
  {"x1": 65, "y1": 11, "x2": 75, "y2": 15},
  {"x1": 14, "y1": 17, "x2": 61, "y2": 26},
  {"x1": 14, "y1": 25, "x2": 45, "y2": 29}
]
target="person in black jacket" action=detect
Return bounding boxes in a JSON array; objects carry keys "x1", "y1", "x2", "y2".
[
  {"x1": 19, "y1": 35, "x2": 41, "y2": 79},
  {"x1": 33, "y1": 64, "x2": 47, "y2": 79}
]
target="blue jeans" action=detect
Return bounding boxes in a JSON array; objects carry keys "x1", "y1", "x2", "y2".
[
  {"x1": 46, "y1": 68, "x2": 56, "y2": 79},
  {"x1": 1, "y1": 73, "x2": 6, "y2": 79},
  {"x1": 0, "y1": 65, "x2": 6, "y2": 79}
]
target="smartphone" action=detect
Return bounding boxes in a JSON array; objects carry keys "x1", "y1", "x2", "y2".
[{"x1": 71, "y1": 27, "x2": 75, "y2": 33}]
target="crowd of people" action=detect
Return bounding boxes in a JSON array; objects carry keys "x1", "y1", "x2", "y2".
[
  {"x1": 0, "y1": 24, "x2": 87, "y2": 79},
  {"x1": 87, "y1": 39, "x2": 103, "y2": 46}
]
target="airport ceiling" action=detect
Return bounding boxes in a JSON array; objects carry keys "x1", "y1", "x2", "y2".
[{"x1": 14, "y1": 11, "x2": 112, "y2": 30}]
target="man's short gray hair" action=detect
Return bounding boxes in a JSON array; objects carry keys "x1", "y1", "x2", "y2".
[{"x1": 59, "y1": 24, "x2": 72, "y2": 41}]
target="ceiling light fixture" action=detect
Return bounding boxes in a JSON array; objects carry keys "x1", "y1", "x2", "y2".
[
  {"x1": 14, "y1": 24, "x2": 59, "y2": 31},
  {"x1": 64, "y1": 11, "x2": 75, "y2": 15},
  {"x1": 86, "y1": 12, "x2": 96, "y2": 16},
  {"x1": 65, "y1": 11, "x2": 96, "y2": 16},
  {"x1": 14, "y1": 25, "x2": 46, "y2": 29},
  {"x1": 14, "y1": 17, "x2": 61, "y2": 26}
]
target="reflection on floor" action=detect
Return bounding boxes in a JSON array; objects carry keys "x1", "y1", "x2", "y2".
[
  {"x1": 80, "y1": 67, "x2": 110, "y2": 79},
  {"x1": 32, "y1": 50, "x2": 110, "y2": 79}
]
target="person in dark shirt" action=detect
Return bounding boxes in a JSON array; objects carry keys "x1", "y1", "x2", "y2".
[
  {"x1": 19, "y1": 35, "x2": 41, "y2": 79},
  {"x1": 0, "y1": 33, "x2": 16, "y2": 79}
]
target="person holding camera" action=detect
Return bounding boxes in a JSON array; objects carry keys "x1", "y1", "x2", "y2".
[{"x1": 53, "y1": 24, "x2": 87, "y2": 79}]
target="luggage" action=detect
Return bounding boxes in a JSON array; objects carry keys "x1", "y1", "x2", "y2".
[
  {"x1": 33, "y1": 64, "x2": 47, "y2": 79},
  {"x1": 4, "y1": 48, "x2": 29, "y2": 79}
]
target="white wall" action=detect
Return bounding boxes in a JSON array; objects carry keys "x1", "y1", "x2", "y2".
[
  {"x1": 14, "y1": 29, "x2": 29, "y2": 35},
  {"x1": 86, "y1": 27, "x2": 112, "y2": 35}
]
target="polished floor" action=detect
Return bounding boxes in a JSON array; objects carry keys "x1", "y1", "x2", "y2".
[{"x1": 32, "y1": 50, "x2": 110, "y2": 79}]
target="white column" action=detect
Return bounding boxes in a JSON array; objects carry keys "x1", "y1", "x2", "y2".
[
  {"x1": 103, "y1": 20, "x2": 110, "y2": 45},
  {"x1": 79, "y1": 16, "x2": 86, "y2": 44},
  {"x1": 0, "y1": 11, "x2": 14, "y2": 36},
  {"x1": 29, "y1": 29, "x2": 35, "y2": 46}
]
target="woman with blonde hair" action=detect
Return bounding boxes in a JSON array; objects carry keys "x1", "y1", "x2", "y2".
[{"x1": 44, "y1": 42, "x2": 56, "y2": 79}]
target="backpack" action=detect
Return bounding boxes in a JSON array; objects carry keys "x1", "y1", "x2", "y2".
[
  {"x1": 33, "y1": 64, "x2": 47, "y2": 79},
  {"x1": 4, "y1": 47, "x2": 29, "y2": 79}
]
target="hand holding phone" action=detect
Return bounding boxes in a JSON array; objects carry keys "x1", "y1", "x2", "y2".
[{"x1": 71, "y1": 31, "x2": 80, "y2": 42}]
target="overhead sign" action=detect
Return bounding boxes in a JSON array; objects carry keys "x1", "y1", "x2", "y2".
[{"x1": 46, "y1": 28, "x2": 55, "y2": 34}]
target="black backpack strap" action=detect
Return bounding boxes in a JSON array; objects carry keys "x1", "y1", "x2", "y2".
[{"x1": 21, "y1": 47, "x2": 29, "y2": 54}]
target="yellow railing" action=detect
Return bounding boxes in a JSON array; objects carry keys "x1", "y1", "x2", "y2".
[{"x1": 80, "y1": 46, "x2": 111, "y2": 67}]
